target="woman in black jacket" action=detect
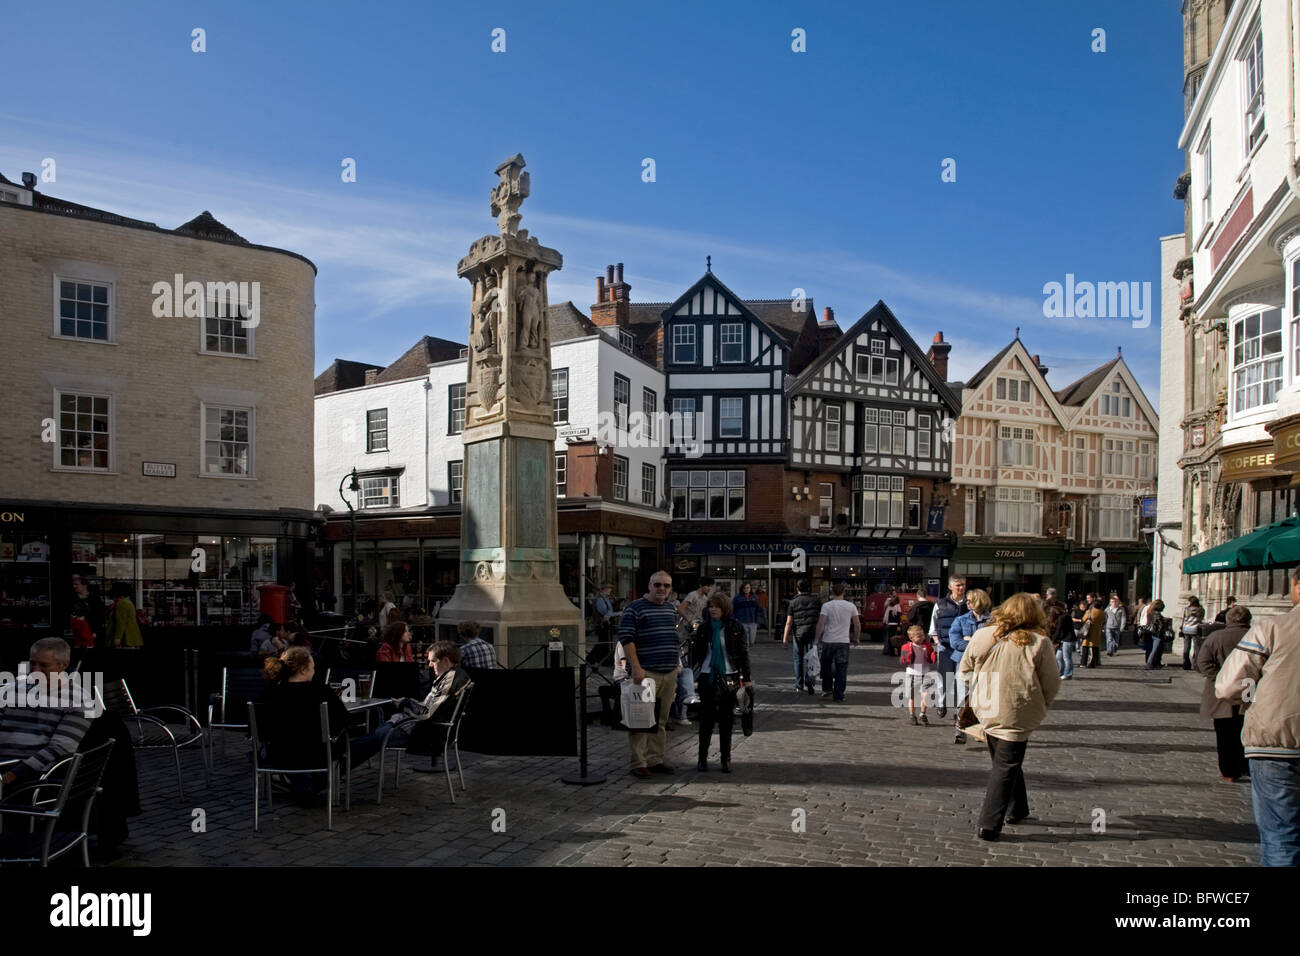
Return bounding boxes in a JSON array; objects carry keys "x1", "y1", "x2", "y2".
[
  {"x1": 690, "y1": 591, "x2": 752, "y2": 773},
  {"x1": 261, "y1": 647, "x2": 352, "y2": 802},
  {"x1": 1145, "y1": 600, "x2": 1171, "y2": 669},
  {"x1": 1047, "y1": 600, "x2": 1076, "y2": 679}
]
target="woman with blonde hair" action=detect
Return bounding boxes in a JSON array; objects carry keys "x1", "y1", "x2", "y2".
[
  {"x1": 957, "y1": 592, "x2": 1061, "y2": 842},
  {"x1": 948, "y1": 588, "x2": 992, "y2": 745},
  {"x1": 261, "y1": 647, "x2": 352, "y2": 803}
]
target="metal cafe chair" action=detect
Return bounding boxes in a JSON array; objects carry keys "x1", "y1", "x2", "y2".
[
  {"x1": 97, "y1": 679, "x2": 206, "y2": 799},
  {"x1": 376, "y1": 681, "x2": 474, "y2": 805},
  {"x1": 0, "y1": 742, "x2": 113, "y2": 867},
  {"x1": 248, "y1": 701, "x2": 351, "y2": 832},
  {"x1": 207, "y1": 665, "x2": 267, "y2": 768}
]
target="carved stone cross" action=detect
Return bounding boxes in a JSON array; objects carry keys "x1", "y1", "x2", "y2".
[{"x1": 490, "y1": 153, "x2": 530, "y2": 237}]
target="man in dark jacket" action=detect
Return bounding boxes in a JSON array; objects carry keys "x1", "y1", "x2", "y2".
[
  {"x1": 782, "y1": 580, "x2": 822, "y2": 694},
  {"x1": 1197, "y1": 604, "x2": 1251, "y2": 781},
  {"x1": 929, "y1": 578, "x2": 967, "y2": 719}
]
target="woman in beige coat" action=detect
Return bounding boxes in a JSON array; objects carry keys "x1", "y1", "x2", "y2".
[{"x1": 958, "y1": 592, "x2": 1061, "y2": 841}]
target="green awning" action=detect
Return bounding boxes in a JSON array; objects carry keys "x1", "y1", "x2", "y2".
[{"x1": 1182, "y1": 515, "x2": 1300, "y2": 574}]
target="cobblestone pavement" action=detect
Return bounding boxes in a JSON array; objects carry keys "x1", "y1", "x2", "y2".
[{"x1": 107, "y1": 639, "x2": 1258, "y2": 867}]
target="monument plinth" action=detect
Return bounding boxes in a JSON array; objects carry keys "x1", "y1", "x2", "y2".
[{"x1": 436, "y1": 154, "x2": 583, "y2": 666}]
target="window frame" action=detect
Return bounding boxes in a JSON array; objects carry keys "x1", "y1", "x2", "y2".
[
  {"x1": 612, "y1": 454, "x2": 629, "y2": 502},
  {"x1": 53, "y1": 275, "x2": 115, "y2": 344},
  {"x1": 53, "y1": 388, "x2": 113, "y2": 472},
  {"x1": 672, "y1": 397, "x2": 696, "y2": 443},
  {"x1": 719, "y1": 322, "x2": 745, "y2": 363},
  {"x1": 825, "y1": 404, "x2": 842, "y2": 452},
  {"x1": 1231, "y1": 307, "x2": 1284, "y2": 414},
  {"x1": 555, "y1": 452, "x2": 566, "y2": 498},
  {"x1": 1197, "y1": 124, "x2": 1212, "y2": 229},
  {"x1": 448, "y1": 383, "x2": 467, "y2": 435},
  {"x1": 360, "y1": 473, "x2": 401, "y2": 509},
  {"x1": 200, "y1": 402, "x2": 255, "y2": 478},
  {"x1": 917, "y1": 413, "x2": 931, "y2": 457},
  {"x1": 718, "y1": 396, "x2": 744, "y2": 439},
  {"x1": 366, "y1": 408, "x2": 388, "y2": 452},
  {"x1": 448, "y1": 460, "x2": 463, "y2": 505},
  {"x1": 672, "y1": 323, "x2": 696, "y2": 364},
  {"x1": 199, "y1": 295, "x2": 254, "y2": 357},
  {"x1": 552, "y1": 368, "x2": 569, "y2": 423},
  {"x1": 1241, "y1": 23, "x2": 1265, "y2": 153},
  {"x1": 669, "y1": 469, "x2": 744, "y2": 520},
  {"x1": 642, "y1": 388, "x2": 657, "y2": 442},
  {"x1": 641, "y1": 463, "x2": 656, "y2": 506},
  {"x1": 613, "y1": 373, "x2": 631, "y2": 432}
]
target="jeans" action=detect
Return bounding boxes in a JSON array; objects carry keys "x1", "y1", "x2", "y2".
[
  {"x1": 741, "y1": 622, "x2": 758, "y2": 647},
  {"x1": 1182, "y1": 632, "x2": 1200, "y2": 668},
  {"x1": 1146, "y1": 637, "x2": 1165, "y2": 668},
  {"x1": 1056, "y1": 641, "x2": 1075, "y2": 677},
  {"x1": 934, "y1": 654, "x2": 955, "y2": 709},
  {"x1": 792, "y1": 639, "x2": 814, "y2": 689},
  {"x1": 1105, "y1": 627, "x2": 1121, "y2": 654},
  {"x1": 979, "y1": 735, "x2": 1030, "y2": 832},
  {"x1": 882, "y1": 623, "x2": 898, "y2": 655},
  {"x1": 349, "y1": 720, "x2": 444, "y2": 766},
  {"x1": 1249, "y1": 757, "x2": 1300, "y2": 866},
  {"x1": 673, "y1": 666, "x2": 695, "y2": 721},
  {"x1": 820, "y1": 643, "x2": 850, "y2": 700}
]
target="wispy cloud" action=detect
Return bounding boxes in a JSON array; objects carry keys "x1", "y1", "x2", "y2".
[{"x1": 0, "y1": 115, "x2": 1159, "y2": 402}]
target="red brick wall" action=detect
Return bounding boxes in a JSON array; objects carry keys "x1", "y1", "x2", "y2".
[{"x1": 565, "y1": 441, "x2": 611, "y2": 498}]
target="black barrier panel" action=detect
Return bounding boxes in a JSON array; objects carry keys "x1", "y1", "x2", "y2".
[
  {"x1": 458, "y1": 666, "x2": 576, "y2": 757},
  {"x1": 67, "y1": 647, "x2": 188, "y2": 707}
]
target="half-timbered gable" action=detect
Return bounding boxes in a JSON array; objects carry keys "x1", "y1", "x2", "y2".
[
  {"x1": 951, "y1": 338, "x2": 1071, "y2": 489},
  {"x1": 788, "y1": 301, "x2": 959, "y2": 477},
  {"x1": 663, "y1": 271, "x2": 791, "y2": 461}
]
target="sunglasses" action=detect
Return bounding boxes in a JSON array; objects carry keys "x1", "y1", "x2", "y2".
[{"x1": 651, "y1": 583, "x2": 671, "y2": 588}]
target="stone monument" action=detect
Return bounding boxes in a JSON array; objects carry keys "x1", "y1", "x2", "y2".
[{"x1": 436, "y1": 154, "x2": 583, "y2": 666}]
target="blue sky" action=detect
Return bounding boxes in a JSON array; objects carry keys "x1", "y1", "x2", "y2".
[{"x1": 1, "y1": 0, "x2": 1184, "y2": 400}]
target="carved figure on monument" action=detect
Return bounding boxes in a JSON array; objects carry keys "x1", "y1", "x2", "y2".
[
  {"x1": 489, "y1": 154, "x2": 530, "y2": 237},
  {"x1": 513, "y1": 357, "x2": 547, "y2": 410},
  {"x1": 472, "y1": 272, "x2": 501, "y2": 355},
  {"x1": 516, "y1": 269, "x2": 545, "y2": 351}
]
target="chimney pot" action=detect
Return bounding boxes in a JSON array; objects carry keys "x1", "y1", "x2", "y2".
[
  {"x1": 605, "y1": 265, "x2": 615, "y2": 284},
  {"x1": 933, "y1": 331, "x2": 944, "y2": 344},
  {"x1": 596, "y1": 276, "x2": 605, "y2": 302},
  {"x1": 615, "y1": 262, "x2": 624, "y2": 284}
]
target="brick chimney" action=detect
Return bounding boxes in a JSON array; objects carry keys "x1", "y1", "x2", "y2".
[
  {"x1": 1032, "y1": 353, "x2": 1049, "y2": 376},
  {"x1": 821, "y1": 306, "x2": 835, "y2": 325},
  {"x1": 364, "y1": 368, "x2": 380, "y2": 385},
  {"x1": 591, "y1": 262, "x2": 631, "y2": 329},
  {"x1": 927, "y1": 331, "x2": 951, "y2": 381}
]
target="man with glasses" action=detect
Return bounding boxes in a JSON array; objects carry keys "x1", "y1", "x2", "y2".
[{"x1": 619, "y1": 571, "x2": 681, "y2": 778}]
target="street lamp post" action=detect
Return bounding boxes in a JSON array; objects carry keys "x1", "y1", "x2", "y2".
[{"x1": 338, "y1": 468, "x2": 360, "y2": 615}]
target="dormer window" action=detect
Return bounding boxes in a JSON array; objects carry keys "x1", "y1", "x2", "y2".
[{"x1": 618, "y1": 328, "x2": 634, "y2": 353}]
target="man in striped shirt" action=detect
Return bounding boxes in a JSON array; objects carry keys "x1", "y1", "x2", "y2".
[
  {"x1": 0, "y1": 638, "x2": 94, "y2": 786},
  {"x1": 619, "y1": 570, "x2": 681, "y2": 778}
]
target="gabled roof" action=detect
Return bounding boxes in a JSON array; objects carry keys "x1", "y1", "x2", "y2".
[
  {"x1": 965, "y1": 340, "x2": 1019, "y2": 390},
  {"x1": 788, "y1": 300, "x2": 961, "y2": 413},
  {"x1": 962, "y1": 337, "x2": 1070, "y2": 427},
  {"x1": 314, "y1": 359, "x2": 383, "y2": 395},
  {"x1": 548, "y1": 301, "x2": 602, "y2": 342},
  {"x1": 1054, "y1": 352, "x2": 1158, "y2": 428},
  {"x1": 659, "y1": 272, "x2": 793, "y2": 352},
  {"x1": 373, "y1": 335, "x2": 466, "y2": 384},
  {"x1": 174, "y1": 210, "x2": 248, "y2": 244},
  {"x1": 1054, "y1": 357, "x2": 1122, "y2": 406}
]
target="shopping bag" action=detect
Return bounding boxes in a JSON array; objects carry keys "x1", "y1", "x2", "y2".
[
  {"x1": 804, "y1": 645, "x2": 821, "y2": 681},
  {"x1": 735, "y1": 685, "x2": 755, "y2": 736},
  {"x1": 619, "y1": 678, "x2": 657, "y2": 731}
]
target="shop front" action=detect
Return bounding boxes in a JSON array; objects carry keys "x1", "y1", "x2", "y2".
[
  {"x1": 667, "y1": 536, "x2": 952, "y2": 636},
  {"x1": 0, "y1": 501, "x2": 318, "y2": 660},
  {"x1": 951, "y1": 542, "x2": 1065, "y2": 604}
]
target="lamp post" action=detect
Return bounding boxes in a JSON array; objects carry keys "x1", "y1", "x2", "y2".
[{"x1": 338, "y1": 468, "x2": 360, "y2": 615}]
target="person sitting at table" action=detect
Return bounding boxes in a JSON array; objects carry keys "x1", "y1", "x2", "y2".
[
  {"x1": 376, "y1": 621, "x2": 415, "y2": 662},
  {"x1": 260, "y1": 647, "x2": 352, "y2": 804},
  {"x1": 457, "y1": 620, "x2": 501, "y2": 670},
  {"x1": 0, "y1": 638, "x2": 95, "y2": 787},
  {"x1": 250, "y1": 614, "x2": 275, "y2": 654},
  {"x1": 351, "y1": 641, "x2": 469, "y2": 767},
  {"x1": 258, "y1": 622, "x2": 292, "y2": 658}
]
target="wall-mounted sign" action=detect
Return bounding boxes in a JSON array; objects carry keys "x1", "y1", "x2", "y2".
[
  {"x1": 993, "y1": 549, "x2": 1026, "y2": 559},
  {"x1": 142, "y1": 462, "x2": 177, "y2": 478},
  {"x1": 558, "y1": 426, "x2": 590, "y2": 439},
  {"x1": 1220, "y1": 442, "x2": 1278, "y2": 482},
  {"x1": 0, "y1": 511, "x2": 25, "y2": 523},
  {"x1": 1139, "y1": 496, "x2": 1157, "y2": 518}
]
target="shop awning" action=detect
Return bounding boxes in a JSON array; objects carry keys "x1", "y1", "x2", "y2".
[{"x1": 1182, "y1": 515, "x2": 1300, "y2": 574}]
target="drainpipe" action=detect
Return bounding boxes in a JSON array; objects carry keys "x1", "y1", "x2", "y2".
[
  {"x1": 423, "y1": 378, "x2": 432, "y2": 506},
  {"x1": 1288, "y1": 0, "x2": 1300, "y2": 203}
]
